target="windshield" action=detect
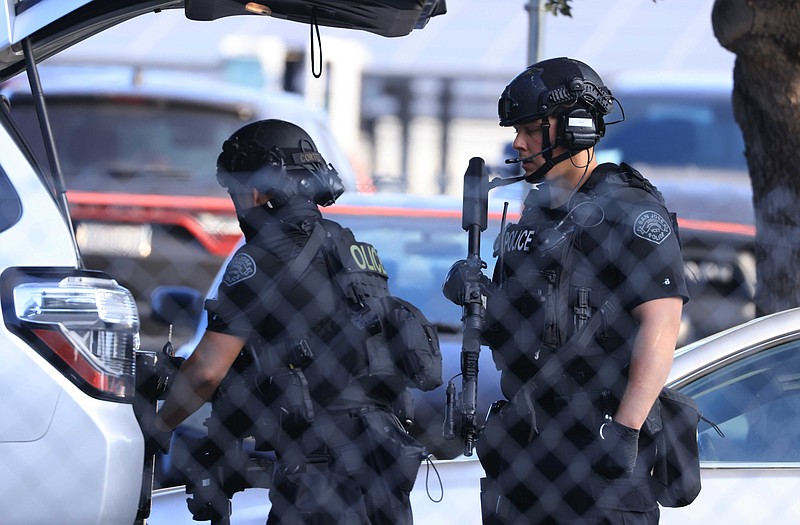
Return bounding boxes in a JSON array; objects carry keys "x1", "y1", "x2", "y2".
[
  {"x1": 597, "y1": 92, "x2": 747, "y2": 173},
  {"x1": 9, "y1": 97, "x2": 249, "y2": 196}
]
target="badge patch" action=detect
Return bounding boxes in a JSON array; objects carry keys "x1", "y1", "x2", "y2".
[
  {"x1": 633, "y1": 211, "x2": 672, "y2": 244},
  {"x1": 222, "y1": 253, "x2": 256, "y2": 286}
]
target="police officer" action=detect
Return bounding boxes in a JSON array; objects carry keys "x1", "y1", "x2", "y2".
[
  {"x1": 445, "y1": 57, "x2": 689, "y2": 524},
  {"x1": 150, "y1": 119, "x2": 426, "y2": 524}
]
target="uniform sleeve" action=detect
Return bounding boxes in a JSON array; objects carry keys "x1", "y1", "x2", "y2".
[
  {"x1": 206, "y1": 246, "x2": 282, "y2": 338},
  {"x1": 613, "y1": 200, "x2": 689, "y2": 311}
]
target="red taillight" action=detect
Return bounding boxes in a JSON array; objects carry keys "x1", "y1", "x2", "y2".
[
  {"x1": 8, "y1": 271, "x2": 139, "y2": 401},
  {"x1": 33, "y1": 329, "x2": 134, "y2": 398}
]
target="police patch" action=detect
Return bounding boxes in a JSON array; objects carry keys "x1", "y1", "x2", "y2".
[
  {"x1": 222, "y1": 253, "x2": 256, "y2": 286},
  {"x1": 633, "y1": 211, "x2": 672, "y2": 244}
]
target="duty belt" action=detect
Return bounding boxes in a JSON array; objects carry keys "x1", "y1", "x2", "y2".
[{"x1": 303, "y1": 405, "x2": 387, "y2": 450}]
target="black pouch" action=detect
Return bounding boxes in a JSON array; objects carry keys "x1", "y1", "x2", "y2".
[
  {"x1": 383, "y1": 296, "x2": 443, "y2": 391},
  {"x1": 273, "y1": 464, "x2": 369, "y2": 525},
  {"x1": 267, "y1": 368, "x2": 316, "y2": 435},
  {"x1": 647, "y1": 387, "x2": 702, "y2": 507},
  {"x1": 362, "y1": 410, "x2": 427, "y2": 493}
]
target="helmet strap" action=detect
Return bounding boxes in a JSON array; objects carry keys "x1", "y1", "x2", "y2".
[
  {"x1": 525, "y1": 150, "x2": 573, "y2": 183},
  {"x1": 524, "y1": 117, "x2": 561, "y2": 183},
  {"x1": 540, "y1": 117, "x2": 553, "y2": 163}
]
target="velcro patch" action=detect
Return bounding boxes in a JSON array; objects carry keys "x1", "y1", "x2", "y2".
[
  {"x1": 633, "y1": 211, "x2": 672, "y2": 244},
  {"x1": 222, "y1": 253, "x2": 256, "y2": 286}
]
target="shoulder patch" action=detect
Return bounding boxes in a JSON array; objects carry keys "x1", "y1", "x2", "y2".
[
  {"x1": 633, "y1": 210, "x2": 672, "y2": 244},
  {"x1": 222, "y1": 253, "x2": 257, "y2": 286}
]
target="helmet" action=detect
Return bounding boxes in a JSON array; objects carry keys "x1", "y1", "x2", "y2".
[
  {"x1": 498, "y1": 57, "x2": 614, "y2": 127},
  {"x1": 216, "y1": 119, "x2": 345, "y2": 207},
  {"x1": 498, "y1": 57, "x2": 615, "y2": 152}
]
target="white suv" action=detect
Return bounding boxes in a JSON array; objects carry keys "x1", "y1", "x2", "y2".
[
  {"x1": 1, "y1": 104, "x2": 144, "y2": 525},
  {"x1": 0, "y1": 2, "x2": 444, "y2": 524}
]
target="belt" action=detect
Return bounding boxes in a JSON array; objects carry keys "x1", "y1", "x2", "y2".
[
  {"x1": 325, "y1": 404, "x2": 387, "y2": 420},
  {"x1": 303, "y1": 405, "x2": 387, "y2": 449}
]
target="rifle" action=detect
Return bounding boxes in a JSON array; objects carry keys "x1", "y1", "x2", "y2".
[
  {"x1": 184, "y1": 353, "x2": 274, "y2": 525},
  {"x1": 449, "y1": 157, "x2": 490, "y2": 456},
  {"x1": 133, "y1": 328, "x2": 185, "y2": 524},
  {"x1": 444, "y1": 157, "x2": 525, "y2": 456},
  {"x1": 183, "y1": 412, "x2": 273, "y2": 525}
]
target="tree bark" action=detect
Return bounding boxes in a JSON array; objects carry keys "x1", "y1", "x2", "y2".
[{"x1": 713, "y1": 0, "x2": 800, "y2": 315}]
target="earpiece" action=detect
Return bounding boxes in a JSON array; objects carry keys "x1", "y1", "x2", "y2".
[{"x1": 557, "y1": 107, "x2": 604, "y2": 151}]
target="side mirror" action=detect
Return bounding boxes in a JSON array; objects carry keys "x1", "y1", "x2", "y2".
[{"x1": 150, "y1": 285, "x2": 204, "y2": 330}]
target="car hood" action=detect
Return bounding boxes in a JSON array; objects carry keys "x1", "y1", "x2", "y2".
[{"x1": 0, "y1": 0, "x2": 446, "y2": 82}]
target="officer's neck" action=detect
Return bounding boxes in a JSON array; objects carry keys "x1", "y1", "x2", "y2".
[
  {"x1": 548, "y1": 155, "x2": 598, "y2": 208},
  {"x1": 238, "y1": 198, "x2": 320, "y2": 241}
]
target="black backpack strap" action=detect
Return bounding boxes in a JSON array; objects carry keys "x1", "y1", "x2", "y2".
[
  {"x1": 282, "y1": 222, "x2": 327, "y2": 288},
  {"x1": 585, "y1": 162, "x2": 665, "y2": 205},
  {"x1": 619, "y1": 162, "x2": 666, "y2": 204}
]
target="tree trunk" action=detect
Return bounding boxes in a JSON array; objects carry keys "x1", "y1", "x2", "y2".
[{"x1": 712, "y1": 0, "x2": 800, "y2": 316}]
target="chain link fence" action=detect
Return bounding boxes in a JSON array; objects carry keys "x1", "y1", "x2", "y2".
[{"x1": 8, "y1": 63, "x2": 792, "y2": 524}]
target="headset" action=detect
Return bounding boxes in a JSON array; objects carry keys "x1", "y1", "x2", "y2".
[
  {"x1": 554, "y1": 77, "x2": 609, "y2": 151},
  {"x1": 557, "y1": 106, "x2": 604, "y2": 151},
  {"x1": 217, "y1": 137, "x2": 344, "y2": 208}
]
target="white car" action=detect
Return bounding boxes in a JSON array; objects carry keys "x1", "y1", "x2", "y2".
[
  {"x1": 659, "y1": 308, "x2": 800, "y2": 524},
  {"x1": 0, "y1": 2, "x2": 444, "y2": 524},
  {"x1": 147, "y1": 308, "x2": 800, "y2": 524}
]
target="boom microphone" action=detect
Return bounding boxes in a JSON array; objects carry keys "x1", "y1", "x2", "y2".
[{"x1": 504, "y1": 145, "x2": 555, "y2": 164}]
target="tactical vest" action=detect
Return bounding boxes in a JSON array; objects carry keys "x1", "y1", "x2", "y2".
[
  {"x1": 319, "y1": 219, "x2": 443, "y2": 395},
  {"x1": 244, "y1": 220, "x2": 360, "y2": 433},
  {"x1": 484, "y1": 163, "x2": 672, "y2": 386},
  {"x1": 251, "y1": 217, "x2": 441, "y2": 433}
]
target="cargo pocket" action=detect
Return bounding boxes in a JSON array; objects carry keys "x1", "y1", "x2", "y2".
[{"x1": 362, "y1": 410, "x2": 426, "y2": 493}]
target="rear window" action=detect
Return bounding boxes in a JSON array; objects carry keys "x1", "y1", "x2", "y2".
[
  {"x1": 9, "y1": 96, "x2": 251, "y2": 197},
  {"x1": 0, "y1": 112, "x2": 24, "y2": 232},
  {"x1": 0, "y1": 168, "x2": 22, "y2": 232}
]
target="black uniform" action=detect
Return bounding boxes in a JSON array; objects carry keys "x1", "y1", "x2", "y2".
[
  {"x1": 206, "y1": 197, "x2": 424, "y2": 525},
  {"x1": 478, "y1": 163, "x2": 689, "y2": 524}
]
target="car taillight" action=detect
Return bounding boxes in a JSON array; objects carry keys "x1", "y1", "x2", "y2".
[{"x1": 5, "y1": 268, "x2": 139, "y2": 401}]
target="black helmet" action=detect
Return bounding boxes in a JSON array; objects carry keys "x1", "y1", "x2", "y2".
[
  {"x1": 216, "y1": 119, "x2": 344, "y2": 207},
  {"x1": 498, "y1": 57, "x2": 614, "y2": 128}
]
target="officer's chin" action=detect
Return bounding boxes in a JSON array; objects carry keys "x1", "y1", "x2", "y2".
[{"x1": 522, "y1": 161, "x2": 539, "y2": 176}]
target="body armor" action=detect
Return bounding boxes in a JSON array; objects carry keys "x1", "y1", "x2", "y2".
[{"x1": 484, "y1": 163, "x2": 675, "y2": 399}]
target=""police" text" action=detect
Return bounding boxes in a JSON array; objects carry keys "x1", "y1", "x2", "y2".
[
  {"x1": 349, "y1": 243, "x2": 388, "y2": 276},
  {"x1": 504, "y1": 228, "x2": 537, "y2": 253}
]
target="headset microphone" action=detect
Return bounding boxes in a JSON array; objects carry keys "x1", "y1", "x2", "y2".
[{"x1": 504, "y1": 145, "x2": 555, "y2": 164}]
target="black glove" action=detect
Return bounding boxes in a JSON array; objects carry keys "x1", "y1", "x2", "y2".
[
  {"x1": 593, "y1": 420, "x2": 639, "y2": 478},
  {"x1": 141, "y1": 413, "x2": 173, "y2": 457},
  {"x1": 442, "y1": 259, "x2": 492, "y2": 306}
]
